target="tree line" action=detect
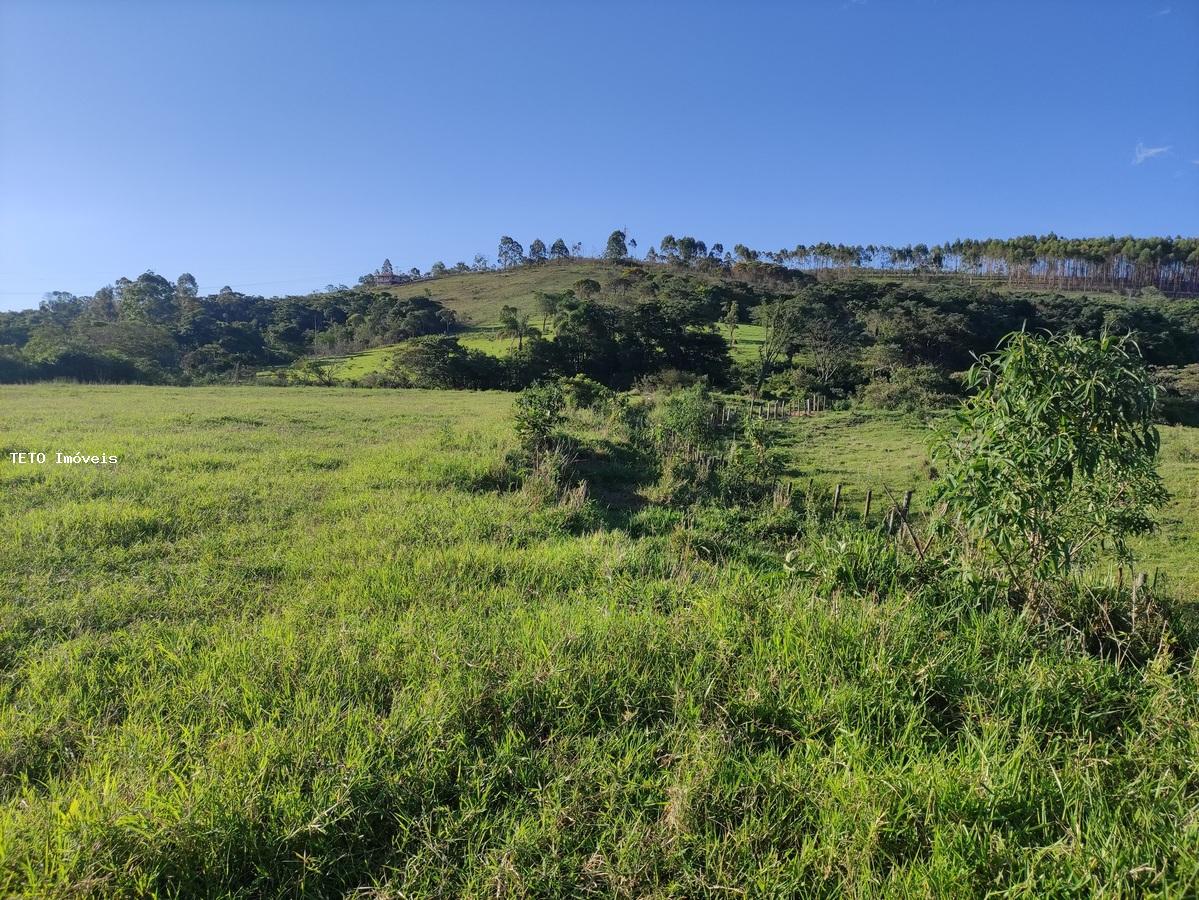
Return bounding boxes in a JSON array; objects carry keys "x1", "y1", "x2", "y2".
[
  {"x1": 376, "y1": 265, "x2": 1199, "y2": 423},
  {"x1": 4, "y1": 232, "x2": 1198, "y2": 413},
  {"x1": 0, "y1": 272, "x2": 459, "y2": 383},
  {"x1": 364, "y1": 232, "x2": 1199, "y2": 297}
]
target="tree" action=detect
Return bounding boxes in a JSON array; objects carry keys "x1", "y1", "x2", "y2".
[
  {"x1": 549, "y1": 238, "x2": 570, "y2": 260},
  {"x1": 535, "y1": 291, "x2": 561, "y2": 331},
  {"x1": 496, "y1": 305, "x2": 538, "y2": 351},
  {"x1": 794, "y1": 299, "x2": 863, "y2": 390},
  {"x1": 175, "y1": 273, "x2": 199, "y2": 308},
  {"x1": 291, "y1": 357, "x2": 337, "y2": 386},
  {"x1": 675, "y1": 237, "x2": 706, "y2": 264},
  {"x1": 117, "y1": 272, "x2": 178, "y2": 325},
  {"x1": 389, "y1": 335, "x2": 501, "y2": 389},
  {"x1": 472, "y1": 254, "x2": 491, "y2": 272},
  {"x1": 931, "y1": 331, "x2": 1168, "y2": 601},
  {"x1": 723, "y1": 296, "x2": 739, "y2": 347},
  {"x1": 497, "y1": 236, "x2": 525, "y2": 268},
  {"x1": 604, "y1": 230, "x2": 629, "y2": 261},
  {"x1": 87, "y1": 286, "x2": 119, "y2": 322},
  {"x1": 751, "y1": 299, "x2": 801, "y2": 388},
  {"x1": 572, "y1": 278, "x2": 600, "y2": 301},
  {"x1": 430, "y1": 261, "x2": 447, "y2": 277},
  {"x1": 528, "y1": 239, "x2": 547, "y2": 264}
]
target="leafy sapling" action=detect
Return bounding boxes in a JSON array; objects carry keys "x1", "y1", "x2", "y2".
[{"x1": 931, "y1": 330, "x2": 1167, "y2": 602}]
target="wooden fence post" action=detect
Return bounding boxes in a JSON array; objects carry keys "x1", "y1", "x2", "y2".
[
  {"x1": 832, "y1": 483, "x2": 842, "y2": 516},
  {"x1": 863, "y1": 489, "x2": 872, "y2": 520}
]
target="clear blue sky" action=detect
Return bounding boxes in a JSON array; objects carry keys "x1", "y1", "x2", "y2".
[{"x1": 2, "y1": 0, "x2": 1197, "y2": 310}]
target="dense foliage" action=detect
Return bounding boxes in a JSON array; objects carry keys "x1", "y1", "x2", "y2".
[
  {"x1": 932, "y1": 332, "x2": 1168, "y2": 600},
  {"x1": 0, "y1": 273, "x2": 456, "y2": 383},
  {"x1": 4, "y1": 243, "x2": 1199, "y2": 405}
]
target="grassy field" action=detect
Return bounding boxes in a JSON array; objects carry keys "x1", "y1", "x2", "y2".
[
  {"x1": 307, "y1": 328, "x2": 513, "y2": 381},
  {"x1": 2, "y1": 385, "x2": 1198, "y2": 896},
  {"x1": 384, "y1": 261, "x2": 632, "y2": 326}
]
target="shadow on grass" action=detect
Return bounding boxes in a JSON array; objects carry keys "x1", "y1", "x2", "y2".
[{"x1": 566, "y1": 436, "x2": 658, "y2": 531}]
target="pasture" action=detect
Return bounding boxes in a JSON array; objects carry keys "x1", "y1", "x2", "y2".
[{"x1": 1, "y1": 384, "x2": 1198, "y2": 896}]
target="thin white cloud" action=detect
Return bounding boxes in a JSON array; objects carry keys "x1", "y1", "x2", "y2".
[
  {"x1": 1154, "y1": 7, "x2": 1171, "y2": 15},
  {"x1": 1133, "y1": 142, "x2": 1171, "y2": 164}
]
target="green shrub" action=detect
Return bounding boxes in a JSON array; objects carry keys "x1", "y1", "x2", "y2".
[
  {"x1": 389, "y1": 336, "x2": 503, "y2": 389},
  {"x1": 0, "y1": 346, "x2": 41, "y2": 382},
  {"x1": 652, "y1": 383, "x2": 719, "y2": 453},
  {"x1": 513, "y1": 382, "x2": 566, "y2": 455},
  {"x1": 932, "y1": 331, "x2": 1168, "y2": 602},
  {"x1": 650, "y1": 449, "x2": 717, "y2": 507},
  {"x1": 859, "y1": 364, "x2": 956, "y2": 412},
  {"x1": 558, "y1": 374, "x2": 613, "y2": 410},
  {"x1": 1155, "y1": 363, "x2": 1199, "y2": 426},
  {"x1": 718, "y1": 418, "x2": 784, "y2": 504}
]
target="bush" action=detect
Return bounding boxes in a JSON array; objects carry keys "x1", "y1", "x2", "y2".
[
  {"x1": 1154, "y1": 363, "x2": 1199, "y2": 425},
  {"x1": 558, "y1": 374, "x2": 613, "y2": 411},
  {"x1": 931, "y1": 331, "x2": 1167, "y2": 602},
  {"x1": 40, "y1": 348, "x2": 163, "y2": 383},
  {"x1": 513, "y1": 382, "x2": 566, "y2": 455},
  {"x1": 634, "y1": 368, "x2": 702, "y2": 395},
  {"x1": 0, "y1": 346, "x2": 42, "y2": 382},
  {"x1": 652, "y1": 383, "x2": 719, "y2": 453},
  {"x1": 650, "y1": 448, "x2": 718, "y2": 508},
  {"x1": 606, "y1": 392, "x2": 651, "y2": 441},
  {"x1": 716, "y1": 417, "x2": 784, "y2": 504},
  {"x1": 859, "y1": 365, "x2": 956, "y2": 412},
  {"x1": 389, "y1": 336, "x2": 503, "y2": 389}
]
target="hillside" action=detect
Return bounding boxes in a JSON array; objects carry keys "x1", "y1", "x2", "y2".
[
  {"x1": 372, "y1": 258, "x2": 1143, "y2": 330},
  {"x1": 311, "y1": 260, "x2": 1195, "y2": 385},
  {"x1": 374, "y1": 259, "x2": 636, "y2": 326}
]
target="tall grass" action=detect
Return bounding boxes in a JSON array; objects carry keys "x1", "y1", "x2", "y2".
[{"x1": 1, "y1": 385, "x2": 1197, "y2": 896}]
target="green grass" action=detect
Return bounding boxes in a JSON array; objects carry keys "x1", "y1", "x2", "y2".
[
  {"x1": 308, "y1": 327, "x2": 514, "y2": 381},
  {"x1": 780, "y1": 410, "x2": 1199, "y2": 594},
  {"x1": 385, "y1": 260, "x2": 630, "y2": 326},
  {"x1": 728, "y1": 322, "x2": 766, "y2": 365},
  {"x1": 2, "y1": 384, "x2": 1198, "y2": 896}
]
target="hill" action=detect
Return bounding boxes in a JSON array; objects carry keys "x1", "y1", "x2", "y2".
[
  {"x1": 5, "y1": 256, "x2": 1198, "y2": 409},
  {"x1": 312, "y1": 261, "x2": 1198, "y2": 388},
  {"x1": 373, "y1": 259, "x2": 634, "y2": 326}
]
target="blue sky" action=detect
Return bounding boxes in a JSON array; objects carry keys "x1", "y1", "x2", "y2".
[{"x1": 1, "y1": 0, "x2": 1197, "y2": 310}]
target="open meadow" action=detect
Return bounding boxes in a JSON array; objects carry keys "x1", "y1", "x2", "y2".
[{"x1": 2, "y1": 384, "x2": 1198, "y2": 896}]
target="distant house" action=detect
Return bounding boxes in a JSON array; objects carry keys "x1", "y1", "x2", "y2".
[{"x1": 370, "y1": 258, "x2": 404, "y2": 286}]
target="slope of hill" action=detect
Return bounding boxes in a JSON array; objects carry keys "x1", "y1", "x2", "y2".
[{"x1": 375, "y1": 260, "x2": 634, "y2": 326}]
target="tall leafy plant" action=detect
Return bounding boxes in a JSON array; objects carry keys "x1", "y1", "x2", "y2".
[{"x1": 931, "y1": 331, "x2": 1167, "y2": 601}]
